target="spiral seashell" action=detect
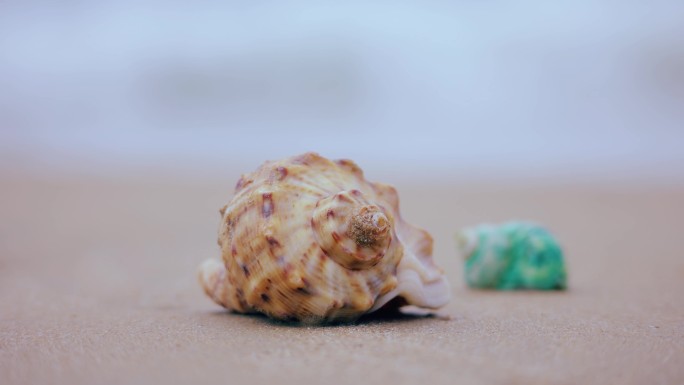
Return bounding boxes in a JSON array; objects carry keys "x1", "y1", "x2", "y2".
[{"x1": 198, "y1": 152, "x2": 450, "y2": 323}]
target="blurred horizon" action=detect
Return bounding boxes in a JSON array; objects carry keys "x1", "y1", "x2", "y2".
[{"x1": 2, "y1": 1, "x2": 684, "y2": 184}]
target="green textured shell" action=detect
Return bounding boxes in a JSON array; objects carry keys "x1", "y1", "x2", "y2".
[{"x1": 457, "y1": 222, "x2": 567, "y2": 290}]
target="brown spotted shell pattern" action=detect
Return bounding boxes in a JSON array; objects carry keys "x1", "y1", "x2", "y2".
[{"x1": 199, "y1": 152, "x2": 450, "y2": 323}]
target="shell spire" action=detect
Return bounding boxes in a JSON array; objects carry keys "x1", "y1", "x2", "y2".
[
  {"x1": 199, "y1": 152, "x2": 450, "y2": 323},
  {"x1": 312, "y1": 189, "x2": 393, "y2": 271},
  {"x1": 349, "y1": 205, "x2": 390, "y2": 247}
]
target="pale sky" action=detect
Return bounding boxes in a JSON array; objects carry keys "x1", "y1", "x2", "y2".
[{"x1": 2, "y1": 1, "x2": 683, "y2": 182}]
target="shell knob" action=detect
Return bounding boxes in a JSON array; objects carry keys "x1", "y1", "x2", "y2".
[{"x1": 312, "y1": 189, "x2": 393, "y2": 270}]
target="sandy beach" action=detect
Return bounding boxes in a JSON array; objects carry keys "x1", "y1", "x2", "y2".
[{"x1": 1, "y1": 171, "x2": 683, "y2": 385}]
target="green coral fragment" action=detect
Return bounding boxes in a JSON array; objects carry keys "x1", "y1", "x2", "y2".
[{"x1": 456, "y1": 222, "x2": 567, "y2": 290}]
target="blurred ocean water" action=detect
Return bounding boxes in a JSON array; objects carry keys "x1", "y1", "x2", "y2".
[{"x1": 2, "y1": 1, "x2": 683, "y2": 182}]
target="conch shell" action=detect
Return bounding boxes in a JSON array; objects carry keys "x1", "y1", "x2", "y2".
[{"x1": 199, "y1": 152, "x2": 450, "y2": 323}]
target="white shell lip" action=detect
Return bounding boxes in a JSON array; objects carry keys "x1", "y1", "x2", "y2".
[
  {"x1": 198, "y1": 259, "x2": 223, "y2": 288},
  {"x1": 370, "y1": 243, "x2": 452, "y2": 312},
  {"x1": 371, "y1": 270, "x2": 451, "y2": 312}
]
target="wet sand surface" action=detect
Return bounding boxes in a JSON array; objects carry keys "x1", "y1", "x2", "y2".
[{"x1": 1, "y1": 172, "x2": 683, "y2": 385}]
